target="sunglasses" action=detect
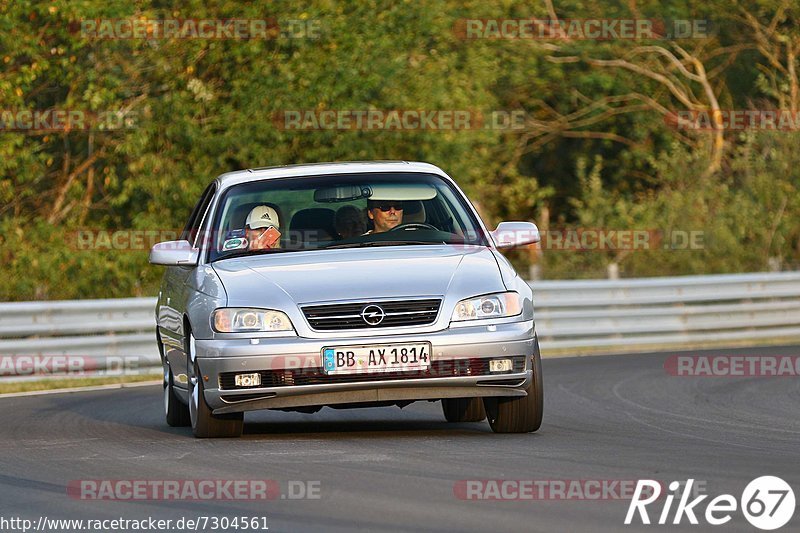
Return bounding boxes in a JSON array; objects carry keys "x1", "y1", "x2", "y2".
[{"x1": 373, "y1": 202, "x2": 404, "y2": 212}]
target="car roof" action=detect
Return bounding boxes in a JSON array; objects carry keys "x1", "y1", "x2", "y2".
[{"x1": 214, "y1": 161, "x2": 449, "y2": 190}]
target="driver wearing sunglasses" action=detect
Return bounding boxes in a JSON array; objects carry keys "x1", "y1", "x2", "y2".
[{"x1": 366, "y1": 199, "x2": 404, "y2": 233}]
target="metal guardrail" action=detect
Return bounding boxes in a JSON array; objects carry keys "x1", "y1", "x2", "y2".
[
  {"x1": 533, "y1": 272, "x2": 800, "y2": 350},
  {"x1": 1, "y1": 272, "x2": 799, "y2": 380}
]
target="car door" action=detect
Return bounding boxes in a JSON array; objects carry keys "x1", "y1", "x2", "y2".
[{"x1": 158, "y1": 182, "x2": 217, "y2": 389}]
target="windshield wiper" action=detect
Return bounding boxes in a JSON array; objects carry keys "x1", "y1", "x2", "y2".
[{"x1": 321, "y1": 240, "x2": 446, "y2": 250}]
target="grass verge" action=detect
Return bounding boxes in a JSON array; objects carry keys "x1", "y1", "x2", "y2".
[{"x1": 0, "y1": 373, "x2": 161, "y2": 394}]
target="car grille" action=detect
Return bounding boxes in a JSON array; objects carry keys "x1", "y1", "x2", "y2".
[
  {"x1": 218, "y1": 356, "x2": 526, "y2": 390},
  {"x1": 301, "y1": 298, "x2": 441, "y2": 330}
]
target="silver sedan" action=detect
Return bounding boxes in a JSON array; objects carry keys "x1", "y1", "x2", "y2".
[{"x1": 150, "y1": 161, "x2": 543, "y2": 437}]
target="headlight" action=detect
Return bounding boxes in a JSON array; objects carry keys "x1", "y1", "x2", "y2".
[
  {"x1": 451, "y1": 292, "x2": 522, "y2": 322},
  {"x1": 212, "y1": 308, "x2": 294, "y2": 333}
]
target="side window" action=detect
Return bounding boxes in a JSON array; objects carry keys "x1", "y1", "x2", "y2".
[{"x1": 180, "y1": 183, "x2": 217, "y2": 245}]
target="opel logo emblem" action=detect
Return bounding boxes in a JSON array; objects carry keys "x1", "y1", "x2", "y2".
[{"x1": 360, "y1": 304, "x2": 386, "y2": 326}]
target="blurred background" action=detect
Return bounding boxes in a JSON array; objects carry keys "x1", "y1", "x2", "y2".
[{"x1": 1, "y1": 0, "x2": 799, "y2": 300}]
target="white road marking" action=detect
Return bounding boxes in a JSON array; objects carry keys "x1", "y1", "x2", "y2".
[{"x1": 0, "y1": 380, "x2": 160, "y2": 399}]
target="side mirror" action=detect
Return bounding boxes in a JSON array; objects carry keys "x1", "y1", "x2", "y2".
[
  {"x1": 491, "y1": 222, "x2": 541, "y2": 249},
  {"x1": 149, "y1": 240, "x2": 199, "y2": 266}
]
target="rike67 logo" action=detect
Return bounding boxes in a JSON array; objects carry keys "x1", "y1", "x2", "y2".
[{"x1": 625, "y1": 477, "x2": 795, "y2": 530}]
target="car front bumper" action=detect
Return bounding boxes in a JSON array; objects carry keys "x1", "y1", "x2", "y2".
[{"x1": 194, "y1": 320, "x2": 536, "y2": 414}]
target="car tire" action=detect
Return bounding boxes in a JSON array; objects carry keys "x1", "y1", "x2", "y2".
[
  {"x1": 186, "y1": 333, "x2": 243, "y2": 438},
  {"x1": 163, "y1": 363, "x2": 190, "y2": 427},
  {"x1": 484, "y1": 337, "x2": 543, "y2": 434},
  {"x1": 441, "y1": 398, "x2": 486, "y2": 422}
]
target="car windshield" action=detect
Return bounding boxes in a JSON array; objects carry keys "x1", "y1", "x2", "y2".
[{"x1": 207, "y1": 172, "x2": 489, "y2": 262}]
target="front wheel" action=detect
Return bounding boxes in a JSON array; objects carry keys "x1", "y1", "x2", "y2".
[
  {"x1": 187, "y1": 334, "x2": 243, "y2": 438},
  {"x1": 484, "y1": 338, "x2": 544, "y2": 433},
  {"x1": 163, "y1": 362, "x2": 190, "y2": 427}
]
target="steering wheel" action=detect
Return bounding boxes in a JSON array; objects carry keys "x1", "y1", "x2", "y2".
[{"x1": 389, "y1": 222, "x2": 438, "y2": 232}]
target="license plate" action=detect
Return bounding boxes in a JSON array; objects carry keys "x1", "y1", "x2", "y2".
[{"x1": 322, "y1": 343, "x2": 431, "y2": 375}]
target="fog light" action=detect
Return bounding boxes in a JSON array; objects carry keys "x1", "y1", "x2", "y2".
[
  {"x1": 278, "y1": 371, "x2": 295, "y2": 386},
  {"x1": 235, "y1": 373, "x2": 261, "y2": 387},
  {"x1": 489, "y1": 359, "x2": 513, "y2": 372}
]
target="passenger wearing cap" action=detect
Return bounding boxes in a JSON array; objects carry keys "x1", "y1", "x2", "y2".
[{"x1": 245, "y1": 205, "x2": 281, "y2": 250}]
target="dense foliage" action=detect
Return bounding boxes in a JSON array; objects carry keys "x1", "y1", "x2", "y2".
[{"x1": 1, "y1": 0, "x2": 798, "y2": 299}]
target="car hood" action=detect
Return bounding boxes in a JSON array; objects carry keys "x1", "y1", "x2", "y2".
[{"x1": 212, "y1": 245, "x2": 506, "y2": 306}]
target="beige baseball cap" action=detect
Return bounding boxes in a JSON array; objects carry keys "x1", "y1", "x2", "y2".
[{"x1": 245, "y1": 205, "x2": 280, "y2": 230}]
